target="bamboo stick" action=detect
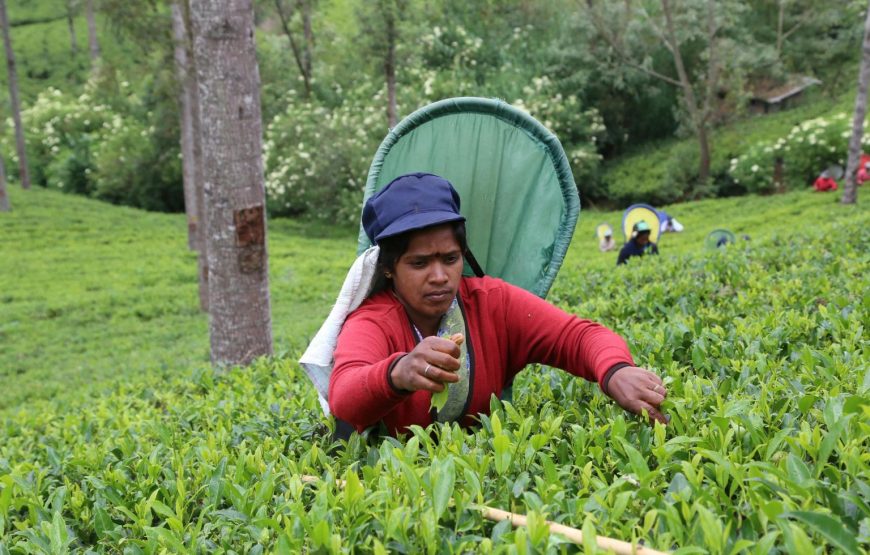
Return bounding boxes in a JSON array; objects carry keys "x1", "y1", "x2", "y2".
[
  {"x1": 481, "y1": 505, "x2": 669, "y2": 555},
  {"x1": 300, "y1": 475, "x2": 670, "y2": 554}
]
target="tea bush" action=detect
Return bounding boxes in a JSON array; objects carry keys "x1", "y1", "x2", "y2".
[{"x1": 0, "y1": 187, "x2": 867, "y2": 553}]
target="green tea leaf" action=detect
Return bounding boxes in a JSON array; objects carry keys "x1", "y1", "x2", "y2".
[
  {"x1": 208, "y1": 457, "x2": 227, "y2": 508},
  {"x1": 493, "y1": 434, "x2": 511, "y2": 475},
  {"x1": 431, "y1": 388, "x2": 449, "y2": 412},
  {"x1": 783, "y1": 511, "x2": 860, "y2": 555},
  {"x1": 432, "y1": 458, "x2": 455, "y2": 521},
  {"x1": 619, "y1": 439, "x2": 650, "y2": 480},
  {"x1": 344, "y1": 470, "x2": 364, "y2": 507}
]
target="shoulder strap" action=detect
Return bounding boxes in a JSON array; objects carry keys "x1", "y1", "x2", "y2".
[{"x1": 465, "y1": 248, "x2": 485, "y2": 277}]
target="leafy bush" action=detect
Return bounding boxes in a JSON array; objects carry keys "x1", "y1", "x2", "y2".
[
  {"x1": 513, "y1": 76, "x2": 605, "y2": 199},
  {"x1": 263, "y1": 83, "x2": 384, "y2": 224},
  {"x1": 4, "y1": 81, "x2": 183, "y2": 212},
  {"x1": 729, "y1": 112, "x2": 866, "y2": 193},
  {"x1": 264, "y1": 22, "x2": 606, "y2": 223},
  {"x1": 603, "y1": 91, "x2": 854, "y2": 206},
  {"x1": 5, "y1": 88, "x2": 113, "y2": 192}
]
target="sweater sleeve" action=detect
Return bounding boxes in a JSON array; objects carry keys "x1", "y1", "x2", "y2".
[
  {"x1": 329, "y1": 311, "x2": 411, "y2": 429},
  {"x1": 616, "y1": 245, "x2": 629, "y2": 266},
  {"x1": 501, "y1": 281, "x2": 634, "y2": 387}
]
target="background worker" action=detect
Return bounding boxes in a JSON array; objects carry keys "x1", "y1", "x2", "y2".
[
  {"x1": 617, "y1": 221, "x2": 659, "y2": 266},
  {"x1": 599, "y1": 230, "x2": 616, "y2": 252}
]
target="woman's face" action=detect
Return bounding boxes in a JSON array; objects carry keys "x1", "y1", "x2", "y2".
[{"x1": 391, "y1": 224, "x2": 463, "y2": 332}]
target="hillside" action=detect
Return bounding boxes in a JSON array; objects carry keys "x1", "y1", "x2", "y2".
[{"x1": 1, "y1": 186, "x2": 868, "y2": 552}]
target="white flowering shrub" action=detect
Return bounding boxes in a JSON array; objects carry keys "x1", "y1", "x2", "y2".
[
  {"x1": 4, "y1": 88, "x2": 114, "y2": 193},
  {"x1": 91, "y1": 116, "x2": 181, "y2": 210},
  {"x1": 729, "y1": 113, "x2": 858, "y2": 192},
  {"x1": 264, "y1": 73, "x2": 605, "y2": 223},
  {"x1": 3, "y1": 81, "x2": 182, "y2": 211},
  {"x1": 263, "y1": 83, "x2": 385, "y2": 224},
  {"x1": 512, "y1": 76, "x2": 605, "y2": 193}
]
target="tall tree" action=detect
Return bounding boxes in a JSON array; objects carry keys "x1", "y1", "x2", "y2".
[
  {"x1": 583, "y1": 0, "x2": 754, "y2": 186},
  {"x1": 774, "y1": 0, "x2": 814, "y2": 58},
  {"x1": 357, "y1": 0, "x2": 407, "y2": 128},
  {"x1": 0, "y1": 155, "x2": 8, "y2": 212},
  {"x1": 586, "y1": 0, "x2": 720, "y2": 187},
  {"x1": 191, "y1": 0, "x2": 273, "y2": 365},
  {"x1": 172, "y1": 0, "x2": 209, "y2": 310},
  {"x1": 383, "y1": 1, "x2": 398, "y2": 128},
  {"x1": 86, "y1": 0, "x2": 101, "y2": 62},
  {"x1": 67, "y1": 0, "x2": 79, "y2": 57},
  {"x1": 0, "y1": 0, "x2": 30, "y2": 190},
  {"x1": 842, "y1": 0, "x2": 870, "y2": 205},
  {"x1": 273, "y1": 0, "x2": 315, "y2": 98},
  {"x1": 744, "y1": 0, "x2": 862, "y2": 92},
  {"x1": 173, "y1": 1, "x2": 201, "y2": 251}
]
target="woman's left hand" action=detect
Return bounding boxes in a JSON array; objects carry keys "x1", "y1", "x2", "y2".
[{"x1": 606, "y1": 366, "x2": 668, "y2": 425}]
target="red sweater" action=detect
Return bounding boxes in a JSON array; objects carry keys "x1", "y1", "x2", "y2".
[{"x1": 329, "y1": 276, "x2": 634, "y2": 435}]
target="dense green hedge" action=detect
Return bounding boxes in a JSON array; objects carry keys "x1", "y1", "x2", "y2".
[{"x1": 1, "y1": 187, "x2": 867, "y2": 553}]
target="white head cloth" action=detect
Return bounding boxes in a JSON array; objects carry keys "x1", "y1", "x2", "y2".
[{"x1": 299, "y1": 245, "x2": 381, "y2": 414}]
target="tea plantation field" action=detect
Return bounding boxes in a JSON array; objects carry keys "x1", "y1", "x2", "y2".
[{"x1": 1, "y1": 186, "x2": 868, "y2": 553}]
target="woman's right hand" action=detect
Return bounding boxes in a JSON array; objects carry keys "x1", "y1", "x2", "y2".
[{"x1": 390, "y1": 336, "x2": 461, "y2": 393}]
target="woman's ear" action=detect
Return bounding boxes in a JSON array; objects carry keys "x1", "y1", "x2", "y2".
[{"x1": 384, "y1": 272, "x2": 392, "y2": 279}]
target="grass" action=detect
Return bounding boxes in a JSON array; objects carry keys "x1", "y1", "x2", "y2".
[{"x1": 0, "y1": 184, "x2": 867, "y2": 552}]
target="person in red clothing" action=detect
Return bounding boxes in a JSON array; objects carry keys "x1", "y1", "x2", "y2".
[
  {"x1": 329, "y1": 173, "x2": 668, "y2": 436},
  {"x1": 858, "y1": 154, "x2": 870, "y2": 185},
  {"x1": 813, "y1": 171, "x2": 838, "y2": 192}
]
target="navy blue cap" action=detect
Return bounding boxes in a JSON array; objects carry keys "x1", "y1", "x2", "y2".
[{"x1": 362, "y1": 173, "x2": 466, "y2": 244}]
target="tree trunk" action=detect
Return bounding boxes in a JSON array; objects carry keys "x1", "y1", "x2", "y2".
[
  {"x1": 773, "y1": 156, "x2": 785, "y2": 193},
  {"x1": 183, "y1": 0, "x2": 210, "y2": 311},
  {"x1": 842, "y1": 0, "x2": 870, "y2": 205},
  {"x1": 0, "y1": 0, "x2": 30, "y2": 190},
  {"x1": 302, "y1": 0, "x2": 312, "y2": 80},
  {"x1": 273, "y1": 0, "x2": 311, "y2": 98},
  {"x1": 696, "y1": 125, "x2": 711, "y2": 184},
  {"x1": 0, "y1": 155, "x2": 9, "y2": 212},
  {"x1": 192, "y1": 71, "x2": 209, "y2": 312},
  {"x1": 67, "y1": 0, "x2": 79, "y2": 57},
  {"x1": 776, "y1": 0, "x2": 784, "y2": 58},
  {"x1": 189, "y1": 7, "x2": 209, "y2": 312},
  {"x1": 385, "y1": 10, "x2": 397, "y2": 128},
  {"x1": 86, "y1": 0, "x2": 100, "y2": 62},
  {"x1": 191, "y1": 0, "x2": 272, "y2": 365},
  {"x1": 172, "y1": 2, "x2": 200, "y2": 251},
  {"x1": 661, "y1": 0, "x2": 710, "y2": 184}
]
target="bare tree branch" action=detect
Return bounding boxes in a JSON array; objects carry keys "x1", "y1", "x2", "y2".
[
  {"x1": 701, "y1": 0, "x2": 720, "y2": 126},
  {"x1": 274, "y1": 0, "x2": 311, "y2": 97},
  {"x1": 777, "y1": 0, "x2": 814, "y2": 55},
  {"x1": 581, "y1": 0, "x2": 682, "y2": 87},
  {"x1": 636, "y1": 3, "x2": 675, "y2": 55}
]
